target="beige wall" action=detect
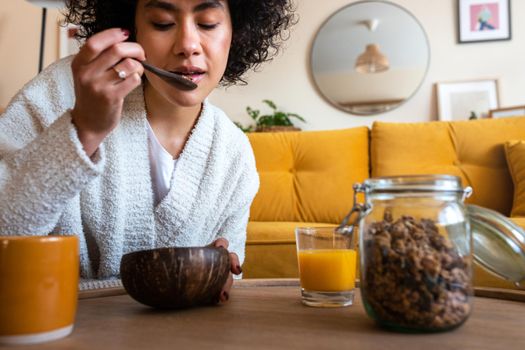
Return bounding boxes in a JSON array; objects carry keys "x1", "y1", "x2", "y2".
[
  {"x1": 1, "y1": 0, "x2": 524, "y2": 130},
  {"x1": 0, "y1": 1, "x2": 60, "y2": 106}
]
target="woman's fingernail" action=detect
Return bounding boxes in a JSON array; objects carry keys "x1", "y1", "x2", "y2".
[
  {"x1": 122, "y1": 29, "x2": 130, "y2": 37},
  {"x1": 236, "y1": 265, "x2": 243, "y2": 273}
]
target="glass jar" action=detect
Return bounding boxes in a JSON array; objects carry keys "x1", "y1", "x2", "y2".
[{"x1": 344, "y1": 175, "x2": 474, "y2": 332}]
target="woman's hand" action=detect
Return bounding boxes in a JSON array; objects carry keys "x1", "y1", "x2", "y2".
[
  {"x1": 211, "y1": 238, "x2": 242, "y2": 303},
  {"x1": 71, "y1": 28, "x2": 145, "y2": 156}
]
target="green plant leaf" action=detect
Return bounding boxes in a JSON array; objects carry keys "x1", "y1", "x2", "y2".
[
  {"x1": 257, "y1": 115, "x2": 275, "y2": 126},
  {"x1": 246, "y1": 100, "x2": 306, "y2": 129},
  {"x1": 262, "y1": 99, "x2": 277, "y2": 111},
  {"x1": 287, "y1": 113, "x2": 306, "y2": 122},
  {"x1": 246, "y1": 106, "x2": 260, "y2": 121},
  {"x1": 233, "y1": 121, "x2": 254, "y2": 132},
  {"x1": 272, "y1": 112, "x2": 289, "y2": 126}
]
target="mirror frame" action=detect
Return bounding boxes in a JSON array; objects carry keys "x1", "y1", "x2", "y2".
[{"x1": 309, "y1": 0, "x2": 431, "y2": 116}]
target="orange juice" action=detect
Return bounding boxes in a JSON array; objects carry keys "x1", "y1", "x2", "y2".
[{"x1": 298, "y1": 249, "x2": 357, "y2": 292}]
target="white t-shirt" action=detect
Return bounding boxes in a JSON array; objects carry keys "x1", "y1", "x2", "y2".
[{"x1": 146, "y1": 121, "x2": 178, "y2": 206}]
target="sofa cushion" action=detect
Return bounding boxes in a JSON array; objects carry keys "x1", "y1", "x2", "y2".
[
  {"x1": 371, "y1": 117, "x2": 525, "y2": 216},
  {"x1": 505, "y1": 140, "x2": 525, "y2": 217},
  {"x1": 243, "y1": 221, "x2": 337, "y2": 278},
  {"x1": 247, "y1": 128, "x2": 369, "y2": 224}
]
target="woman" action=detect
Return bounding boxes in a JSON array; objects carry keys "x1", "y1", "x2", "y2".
[{"x1": 0, "y1": 0, "x2": 295, "y2": 301}]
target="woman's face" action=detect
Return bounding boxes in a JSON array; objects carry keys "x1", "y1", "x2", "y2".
[{"x1": 135, "y1": 0, "x2": 232, "y2": 108}]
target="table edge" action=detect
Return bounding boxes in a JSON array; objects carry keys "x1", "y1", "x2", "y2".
[{"x1": 78, "y1": 278, "x2": 525, "y2": 302}]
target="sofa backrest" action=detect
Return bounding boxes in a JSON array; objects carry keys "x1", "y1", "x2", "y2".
[
  {"x1": 248, "y1": 127, "x2": 369, "y2": 224},
  {"x1": 371, "y1": 117, "x2": 525, "y2": 216}
]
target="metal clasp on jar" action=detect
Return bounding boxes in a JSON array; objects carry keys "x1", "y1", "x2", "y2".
[
  {"x1": 462, "y1": 186, "x2": 473, "y2": 201},
  {"x1": 336, "y1": 183, "x2": 371, "y2": 235}
]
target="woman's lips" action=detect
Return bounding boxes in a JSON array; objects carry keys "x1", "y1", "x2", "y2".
[
  {"x1": 172, "y1": 72, "x2": 205, "y2": 84},
  {"x1": 170, "y1": 66, "x2": 206, "y2": 85}
]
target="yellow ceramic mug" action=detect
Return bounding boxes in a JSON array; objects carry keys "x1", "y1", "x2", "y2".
[{"x1": 0, "y1": 235, "x2": 79, "y2": 345}]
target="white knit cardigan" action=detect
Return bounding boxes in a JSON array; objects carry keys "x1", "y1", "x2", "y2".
[{"x1": 0, "y1": 57, "x2": 259, "y2": 279}]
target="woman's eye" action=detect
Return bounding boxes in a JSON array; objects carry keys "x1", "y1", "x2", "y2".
[
  {"x1": 199, "y1": 23, "x2": 219, "y2": 30},
  {"x1": 152, "y1": 22, "x2": 174, "y2": 30}
]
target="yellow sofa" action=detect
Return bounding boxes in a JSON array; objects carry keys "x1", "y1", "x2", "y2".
[{"x1": 243, "y1": 116, "x2": 525, "y2": 289}]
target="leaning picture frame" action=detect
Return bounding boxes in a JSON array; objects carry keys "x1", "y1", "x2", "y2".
[
  {"x1": 436, "y1": 79, "x2": 499, "y2": 121},
  {"x1": 489, "y1": 105, "x2": 525, "y2": 119},
  {"x1": 458, "y1": 0, "x2": 511, "y2": 43}
]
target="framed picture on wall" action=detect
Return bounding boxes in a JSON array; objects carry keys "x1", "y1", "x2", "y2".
[
  {"x1": 489, "y1": 105, "x2": 525, "y2": 118},
  {"x1": 59, "y1": 23, "x2": 82, "y2": 58},
  {"x1": 436, "y1": 79, "x2": 499, "y2": 121},
  {"x1": 458, "y1": 0, "x2": 511, "y2": 43}
]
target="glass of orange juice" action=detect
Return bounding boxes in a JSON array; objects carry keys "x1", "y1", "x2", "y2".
[{"x1": 295, "y1": 226, "x2": 356, "y2": 307}]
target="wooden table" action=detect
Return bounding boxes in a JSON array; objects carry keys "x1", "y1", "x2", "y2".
[{"x1": 6, "y1": 279, "x2": 525, "y2": 350}]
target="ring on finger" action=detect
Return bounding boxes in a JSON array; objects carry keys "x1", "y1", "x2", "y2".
[{"x1": 112, "y1": 66, "x2": 127, "y2": 80}]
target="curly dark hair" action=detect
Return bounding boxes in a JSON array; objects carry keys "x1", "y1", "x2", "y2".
[{"x1": 63, "y1": 0, "x2": 297, "y2": 85}]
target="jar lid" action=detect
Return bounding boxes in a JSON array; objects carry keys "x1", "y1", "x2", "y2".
[
  {"x1": 468, "y1": 205, "x2": 525, "y2": 288},
  {"x1": 364, "y1": 175, "x2": 465, "y2": 193}
]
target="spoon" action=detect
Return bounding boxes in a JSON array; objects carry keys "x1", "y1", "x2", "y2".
[{"x1": 141, "y1": 61, "x2": 198, "y2": 91}]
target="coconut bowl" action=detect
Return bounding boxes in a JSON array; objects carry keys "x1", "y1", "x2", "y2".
[{"x1": 120, "y1": 246, "x2": 230, "y2": 309}]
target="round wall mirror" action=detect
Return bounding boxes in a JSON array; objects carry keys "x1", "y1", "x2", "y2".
[{"x1": 310, "y1": 1, "x2": 430, "y2": 115}]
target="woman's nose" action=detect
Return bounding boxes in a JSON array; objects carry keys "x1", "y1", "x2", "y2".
[{"x1": 172, "y1": 22, "x2": 201, "y2": 58}]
